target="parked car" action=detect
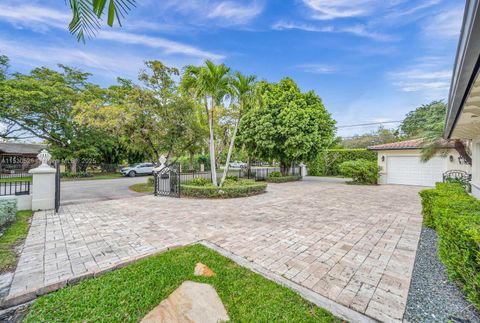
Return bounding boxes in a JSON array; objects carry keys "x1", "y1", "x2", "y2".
[
  {"x1": 120, "y1": 163, "x2": 155, "y2": 177},
  {"x1": 228, "y1": 161, "x2": 247, "y2": 168}
]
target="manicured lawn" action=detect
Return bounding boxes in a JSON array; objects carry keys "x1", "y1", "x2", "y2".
[
  {"x1": 24, "y1": 244, "x2": 340, "y2": 322},
  {"x1": 0, "y1": 210, "x2": 33, "y2": 272},
  {"x1": 129, "y1": 182, "x2": 154, "y2": 193},
  {"x1": 61, "y1": 173, "x2": 125, "y2": 181}
]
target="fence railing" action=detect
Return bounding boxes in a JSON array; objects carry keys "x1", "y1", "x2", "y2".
[
  {"x1": 178, "y1": 166, "x2": 300, "y2": 183},
  {"x1": 0, "y1": 181, "x2": 31, "y2": 196}
]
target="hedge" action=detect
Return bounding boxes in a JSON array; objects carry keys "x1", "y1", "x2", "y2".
[
  {"x1": 0, "y1": 200, "x2": 17, "y2": 227},
  {"x1": 266, "y1": 175, "x2": 301, "y2": 183},
  {"x1": 307, "y1": 149, "x2": 377, "y2": 176},
  {"x1": 181, "y1": 181, "x2": 267, "y2": 198},
  {"x1": 339, "y1": 159, "x2": 379, "y2": 185},
  {"x1": 419, "y1": 182, "x2": 480, "y2": 309}
]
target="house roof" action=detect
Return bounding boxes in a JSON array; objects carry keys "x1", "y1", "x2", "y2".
[
  {"x1": 0, "y1": 142, "x2": 48, "y2": 155},
  {"x1": 368, "y1": 139, "x2": 455, "y2": 151}
]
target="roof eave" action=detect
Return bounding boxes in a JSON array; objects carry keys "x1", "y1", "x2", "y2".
[{"x1": 445, "y1": 0, "x2": 480, "y2": 139}]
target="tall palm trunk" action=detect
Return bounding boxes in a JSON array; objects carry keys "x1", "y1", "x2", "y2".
[
  {"x1": 219, "y1": 115, "x2": 240, "y2": 188},
  {"x1": 208, "y1": 104, "x2": 218, "y2": 187}
]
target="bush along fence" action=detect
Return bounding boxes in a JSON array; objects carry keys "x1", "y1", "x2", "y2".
[
  {"x1": 307, "y1": 149, "x2": 376, "y2": 176},
  {"x1": 419, "y1": 182, "x2": 480, "y2": 309}
]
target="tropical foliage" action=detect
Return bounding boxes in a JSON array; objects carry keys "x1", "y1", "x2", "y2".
[{"x1": 238, "y1": 78, "x2": 336, "y2": 176}]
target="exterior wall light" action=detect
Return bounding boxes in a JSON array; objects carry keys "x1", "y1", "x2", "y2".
[
  {"x1": 381, "y1": 155, "x2": 385, "y2": 162},
  {"x1": 449, "y1": 155, "x2": 454, "y2": 162}
]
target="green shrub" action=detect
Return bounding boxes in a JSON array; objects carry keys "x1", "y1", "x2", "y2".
[
  {"x1": 420, "y1": 182, "x2": 468, "y2": 228},
  {"x1": 418, "y1": 182, "x2": 480, "y2": 309},
  {"x1": 436, "y1": 214, "x2": 480, "y2": 308},
  {"x1": 61, "y1": 172, "x2": 93, "y2": 178},
  {"x1": 268, "y1": 171, "x2": 282, "y2": 178},
  {"x1": 225, "y1": 175, "x2": 238, "y2": 182},
  {"x1": 307, "y1": 149, "x2": 376, "y2": 176},
  {"x1": 0, "y1": 200, "x2": 17, "y2": 227},
  {"x1": 267, "y1": 175, "x2": 302, "y2": 183},
  {"x1": 190, "y1": 177, "x2": 210, "y2": 186},
  {"x1": 181, "y1": 180, "x2": 267, "y2": 198},
  {"x1": 339, "y1": 159, "x2": 379, "y2": 184}
]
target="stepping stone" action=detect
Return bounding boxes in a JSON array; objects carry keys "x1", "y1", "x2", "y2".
[
  {"x1": 194, "y1": 263, "x2": 215, "y2": 277},
  {"x1": 141, "y1": 281, "x2": 229, "y2": 323}
]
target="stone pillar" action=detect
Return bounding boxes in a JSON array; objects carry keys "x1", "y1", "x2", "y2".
[
  {"x1": 299, "y1": 163, "x2": 307, "y2": 178},
  {"x1": 29, "y1": 150, "x2": 56, "y2": 211}
]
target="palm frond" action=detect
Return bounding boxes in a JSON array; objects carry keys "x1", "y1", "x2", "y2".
[{"x1": 67, "y1": 0, "x2": 136, "y2": 42}]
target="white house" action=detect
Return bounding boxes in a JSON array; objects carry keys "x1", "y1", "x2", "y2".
[
  {"x1": 369, "y1": 139, "x2": 470, "y2": 187},
  {"x1": 444, "y1": 0, "x2": 480, "y2": 197}
]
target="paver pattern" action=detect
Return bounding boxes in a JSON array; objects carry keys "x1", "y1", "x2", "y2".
[{"x1": 7, "y1": 178, "x2": 422, "y2": 322}]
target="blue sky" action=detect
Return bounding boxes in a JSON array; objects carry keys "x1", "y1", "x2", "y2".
[{"x1": 0, "y1": 0, "x2": 465, "y2": 136}]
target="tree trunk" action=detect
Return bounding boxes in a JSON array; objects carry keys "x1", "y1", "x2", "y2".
[
  {"x1": 208, "y1": 109, "x2": 218, "y2": 187},
  {"x1": 280, "y1": 161, "x2": 288, "y2": 176},
  {"x1": 455, "y1": 140, "x2": 472, "y2": 165},
  {"x1": 219, "y1": 117, "x2": 240, "y2": 188}
]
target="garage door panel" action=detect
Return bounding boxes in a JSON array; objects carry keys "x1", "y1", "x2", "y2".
[{"x1": 386, "y1": 156, "x2": 445, "y2": 187}]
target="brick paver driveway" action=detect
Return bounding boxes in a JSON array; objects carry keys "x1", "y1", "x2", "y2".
[{"x1": 7, "y1": 177, "x2": 422, "y2": 322}]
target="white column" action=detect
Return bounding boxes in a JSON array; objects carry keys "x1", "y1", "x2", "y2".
[
  {"x1": 299, "y1": 163, "x2": 307, "y2": 178},
  {"x1": 28, "y1": 150, "x2": 56, "y2": 211}
]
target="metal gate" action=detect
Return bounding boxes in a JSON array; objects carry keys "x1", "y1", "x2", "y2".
[
  {"x1": 154, "y1": 163, "x2": 180, "y2": 198},
  {"x1": 55, "y1": 160, "x2": 60, "y2": 212}
]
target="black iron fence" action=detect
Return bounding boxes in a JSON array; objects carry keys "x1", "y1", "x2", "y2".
[
  {"x1": 0, "y1": 181, "x2": 31, "y2": 196},
  {"x1": 178, "y1": 166, "x2": 300, "y2": 183},
  {"x1": 0, "y1": 172, "x2": 32, "y2": 179}
]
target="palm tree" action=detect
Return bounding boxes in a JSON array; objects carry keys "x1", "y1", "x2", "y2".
[
  {"x1": 67, "y1": 0, "x2": 136, "y2": 42},
  {"x1": 182, "y1": 60, "x2": 231, "y2": 187},
  {"x1": 219, "y1": 72, "x2": 257, "y2": 188},
  {"x1": 420, "y1": 117, "x2": 472, "y2": 165}
]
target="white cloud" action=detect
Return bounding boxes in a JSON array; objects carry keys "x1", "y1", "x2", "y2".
[
  {"x1": 160, "y1": 0, "x2": 263, "y2": 26},
  {"x1": 207, "y1": 1, "x2": 263, "y2": 25},
  {"x1": 272, "y1": 21, "x2": 392, "y2": 41},
  {"x1": 297, "y1": 64, "x2": 335, "y2": 74},
  {"x1": 0, "y1": 4, "x2": 224, "y2": 60},
  {"x1": 97, "y1": 31, "x2": 224, "y2": 60},
  {"x1": 423, "y1": 8, "x2": 464, "y2": 39},
  {"x1": 388, "y1": 57, "x2": 452, "y2": 97},
  {"x1": 0, "y1": 3, "x2": 69, "y2": 31},
  {"x1": 302, "y1": 0, "x2": 375, "y2": 20}
]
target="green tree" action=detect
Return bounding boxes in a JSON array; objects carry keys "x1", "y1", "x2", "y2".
[
  {"x1": 181, "y1": 60, "x2": 232, "y2": 187},
  {"x1": 341, "y1": 126, "x2": 399, "y2": 148},
  {"x1": 400, "y1": 100, "x2": 471, "y2": 164},
  {"x1": 238, "y1": 78, "x2": 336, "y2": 175},
  {"x1": 400, "y1": 100, "x2": 446, "y2": 138},
  {"x1": 75, "y1": 61, "x2": 205, "y2": 163},
  {"x1": 67, "y1": 0, "x2": 136, "y2": 42},
  {"x1": 0, "y1": 63, "x2": 117, "y2": 168},
  {"x1": 219, "y1": 72, "x2": 257, "y2": 187}
]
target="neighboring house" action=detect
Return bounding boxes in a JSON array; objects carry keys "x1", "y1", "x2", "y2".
[
  {"x1": 368, "y1": 139, "x2": 470, "y2": 187},
  {"x1": 0, "y1": 142, "x2": 47, "y2": 172},
  {"x1": 444, "y1": 0, "x2": 480, "y2": 197}
]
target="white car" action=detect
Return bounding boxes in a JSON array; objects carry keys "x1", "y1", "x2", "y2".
[
  {"x1": 120, "y1": 163, "x2": 155, "y2": 177},
  {"x1": 228, "y1": 161, "x2": 247, "y2": 168}
]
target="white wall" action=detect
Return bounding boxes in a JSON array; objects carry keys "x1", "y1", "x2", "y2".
[{"x1": 0, "y1": 195, "x2": 32, "y2": 211}]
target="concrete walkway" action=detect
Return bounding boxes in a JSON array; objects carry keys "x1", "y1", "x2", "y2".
[{"x1": 4, "y1": 178, "x2": 422, "y2": 322}]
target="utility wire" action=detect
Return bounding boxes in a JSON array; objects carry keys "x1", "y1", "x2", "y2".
[{"x1": 337, "y1": 120, "x2": 402, "y2": 129}]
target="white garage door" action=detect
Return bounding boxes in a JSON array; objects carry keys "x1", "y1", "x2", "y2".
[{"x1": 387, "y1": 156, "x2": 445, "y2": 187}]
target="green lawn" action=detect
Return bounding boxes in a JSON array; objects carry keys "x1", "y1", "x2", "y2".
[
  {"x1": 24, "y1": 244, "x2": 339, "y2": 323},
  {"x1": 0, "y1": 210, "x2": 33, "y2": 272},
  {"x1": 129, "y1": 182, "x2": 154, "y2": 193}
]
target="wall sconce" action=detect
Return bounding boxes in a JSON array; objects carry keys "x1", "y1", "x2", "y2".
[
  {"x1": 381, "y1": 155, "x2": 385, "y2": 162},
  {"x1": 449, "y1": 155, "x2": 454, "y2": 162}
]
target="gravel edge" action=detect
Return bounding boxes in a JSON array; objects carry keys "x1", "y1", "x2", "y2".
[{"x1": 404, "y1": 226, "x2": 480, "y2": 322}]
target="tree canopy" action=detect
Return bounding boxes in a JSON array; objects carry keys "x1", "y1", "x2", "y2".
[
  {"x1": 238, "y1": 78, "x2": 335, "y2": 175},
  {"x1": 400, "y1": 100, "x2": 446, "y2": 138}
]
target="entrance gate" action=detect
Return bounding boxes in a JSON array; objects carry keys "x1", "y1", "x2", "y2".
[{"x1": 154, "y1": 163, "x2": 180, "y2": 198}]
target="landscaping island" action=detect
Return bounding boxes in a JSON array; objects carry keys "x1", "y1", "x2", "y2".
[{"x1": 129, "y1": 177, "x2": 267, "y2": 198}]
